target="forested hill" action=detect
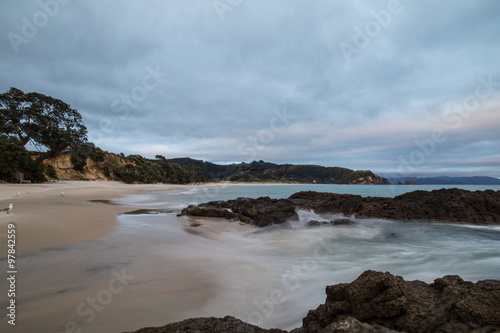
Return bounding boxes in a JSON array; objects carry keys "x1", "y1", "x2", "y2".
[{"x1": 168, "y1": 158, "x2": 390, "y2": 184}]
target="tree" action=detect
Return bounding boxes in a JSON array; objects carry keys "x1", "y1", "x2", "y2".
[
  {"x1": 0, "y1": 87, "x2": 88, "y2": 164},
  {"x1": 184, "y1": 164, "x2": 206, "y2": 183}
]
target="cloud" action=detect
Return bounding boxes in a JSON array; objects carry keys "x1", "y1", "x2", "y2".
[{"x1": 1, "y1": 0, "x2": 499, "y2": 177}]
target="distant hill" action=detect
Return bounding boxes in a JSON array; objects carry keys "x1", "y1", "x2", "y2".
[
  {"x1": 388, "y1": 176, "x2": 500, "y2": 185},
  {"x1": 168, "y1": 158, "x2": 390, "y2": 184}
]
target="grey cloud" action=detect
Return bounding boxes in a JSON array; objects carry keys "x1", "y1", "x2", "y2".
[{"x1": 1, "y1": 0, "x2": 499, "y2": 177}]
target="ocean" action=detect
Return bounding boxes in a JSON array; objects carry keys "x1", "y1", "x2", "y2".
[
  {"x1": 109, "y1": 184, "x2": 500, "y2": 330},
  {"x1": 9, "y1": 184, "x2": 500, "y2": 332}
]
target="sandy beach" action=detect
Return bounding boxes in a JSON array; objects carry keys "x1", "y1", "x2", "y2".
[
  {"x1": 0, "y1": 181, "x2": 277, "y2": 332},
  {"x1": 0, "y1": 181, "x2": 194, "y2": 256}
]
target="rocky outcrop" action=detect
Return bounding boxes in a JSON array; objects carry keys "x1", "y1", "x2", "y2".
[
  {"x1": 128, "y1": 271, "x2": 500, "y2": 333},
  {"x1": 180, "y1": 196, "x2": 298, "y2": 227},
  {"x1": 348, "y1": 174, "x2": 389, "y2": 185},
  {"x1": 302, "y1": 270, "x2": 500, "y2": 333},
  {"x1": 289, "y1": 188, "x2": 500, "y2": 225},
  {"x1": 128, "y1": 316, "x2": 287, "y2": 333}
]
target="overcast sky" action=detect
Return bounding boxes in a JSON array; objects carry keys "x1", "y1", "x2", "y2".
[{"x1": 1, "y1": 0, "x2": 499, "y2": 177}]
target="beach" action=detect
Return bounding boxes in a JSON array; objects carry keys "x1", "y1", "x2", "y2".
[
  {"x1": 0, "y1": 181, "x2": 191, "y2": 256},
  {"x1": 1, "y1": 182, "x2": 499, "y2": 332},
  {"x1": 0, "y1": 181, "x2": 282, "y2": 332}
]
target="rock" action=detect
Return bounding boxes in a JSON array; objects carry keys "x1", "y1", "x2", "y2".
[
  {"x1": 228, "y1": 196, "x2": 299, "y2": 227},
  {"x1": 180, "y1": 197, "x2": 298, "y2": 227},
  {"x1": 302, "y1": 270, "x2": 500, "y2": 333},
  {"x1": 127, "y1": 316, "x2": 287, "y2": 333},
  {"x1": 321, "y1": 317, "x2": 400, "y2": 332},
  {"x1": 128, "y1": 271, "x2": 500, "y2": 333},
  {"x1": 289, "y1": 189, "x2": 500, "y2": 225},
  {"x1": 179, "y1": 204, "x2": 240, "y2": 220},
  {"x1": 308, "y1": 219, "x2": 353, "y2": 227},
  {"x1": 330, "y1": 218, "x2": 354, "y2": 225},
  {"x1": 308, "y1": 220, "x2": 330, "y2": 226}
]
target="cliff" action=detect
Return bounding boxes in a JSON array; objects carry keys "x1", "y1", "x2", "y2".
[{"x1": 40, "y1": 152, "x2": 126, "y2": 181}]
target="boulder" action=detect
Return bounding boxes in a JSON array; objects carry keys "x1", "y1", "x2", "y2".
[
  {"x1": 179, "y1": 197, "x2": 298, "y2": 227},
  {"x1": 289, "y1": 189, "x2": 500, "y2": 225},
  {"x1": 128, "y1": 271, "x2": 500, "y2": 333},
  {"x1": 302, "y1": 270, "x2": 500, "y2": 333},
  {"x1": 128, "y1": 315, "x2": 287, "y2": 333}
]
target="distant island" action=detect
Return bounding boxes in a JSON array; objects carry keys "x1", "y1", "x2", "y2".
[{"x1": 388, "y1": 176, "x2": 500, "y2": 185}]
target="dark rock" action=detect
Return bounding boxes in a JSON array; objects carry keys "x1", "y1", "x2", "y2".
[
  {"x1": 320, "y1": 317, "x2": 399, "y2": 332},
  {"x1": 180, "y1": 197, "x2": 298, "y2": 227},
  {"x1": 302, "y1": 270, "x2": 500, "y2": 333},
  {"x1": 128, "y1": 271, "x2": 500, "y2": 333},
  {"x1": 308, "y1": 220, "x2": 330, "y2": 226},
  {"x1": 289, "y1": 189, "x2": 500, "y2": 225},
  {"x1": 179, "y1": 204, "x2": 240, "y2": 220},
  {"x1": 330, "y1": 218, "x2": 354, "y2": 225},
  {"x1": 308, "y1": 219, "x2": 353, "y2": 227},
  {"x1": 127, "y1": 315, "x2": 287, "y2": 333}
]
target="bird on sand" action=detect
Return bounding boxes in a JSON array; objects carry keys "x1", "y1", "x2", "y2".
[{"x1": 1, "y1": 204, "x2": 14, "y2": 214}]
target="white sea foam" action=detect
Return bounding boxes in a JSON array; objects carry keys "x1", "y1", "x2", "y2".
[{"x1": 110, "y1": 185, "x2": 500, "y2": 330}]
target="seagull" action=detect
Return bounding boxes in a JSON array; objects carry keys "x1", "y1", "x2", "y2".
[
  {"x1": 1, "y1": 204, "x2": 14, "y2": 214},
  {"x1": 61, "y1": 192, "x2": 64, "y2": 197}
]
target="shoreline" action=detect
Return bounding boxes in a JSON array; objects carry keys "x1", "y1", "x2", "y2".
[
  {"x1": 0, "y1": 181, "x2": 299, "y2": 256},
  {"x1": 0, "y1": 181, "x2": 194, "y2": 256}
]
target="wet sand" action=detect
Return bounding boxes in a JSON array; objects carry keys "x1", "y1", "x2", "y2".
[
  {"x1": 0, "y1": 181, "x2": 191, "y2": 256},
  {"x1": 0, "y1": 181, "x2": 270, "y2": 332}
]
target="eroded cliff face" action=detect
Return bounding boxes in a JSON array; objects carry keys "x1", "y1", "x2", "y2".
[
  {"x1": 348, "y1": 174, "x2": 389, "y2": 185},
  {"x1": 40, "y1": 152, "x2": 126, "y2": 181}
]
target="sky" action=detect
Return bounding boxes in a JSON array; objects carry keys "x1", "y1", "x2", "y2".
[{"x1": 1, "y1": 0, "x2": 500, "y2": 178}]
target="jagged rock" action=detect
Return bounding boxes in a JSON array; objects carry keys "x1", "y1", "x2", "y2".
[
  {"x1": 308, "y1": 220, "x2": 330, "y2": 226},
  {"x1": 179, "y1": 197, "x2": 298, "y2": 227},
  {"x1": 330, "y1": 218, "x2": 354, "y2": 225},
  {"x1": 289, "y1": 189, "x2": 500, "y2": 225},
  {"x1": 127, "y1": 316, "x2": 287, "y2": 333},
  {"x1": 321, "y1": 317, "x2": 400, "y2": 332},
  {"x1": 179, "y1": 204, "x2": 239, "y2": 220},
  {"x1": 128, "y1": 271, "x2": 500, "y2": 333},
  {"x1": 302, "y1": 270, "x2": 500, "y2": 333},
  {"x1": 308, "y1": 219, "x2": 353, "y2": 227}
]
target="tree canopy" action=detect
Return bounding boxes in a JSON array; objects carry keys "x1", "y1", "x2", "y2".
[{"x1": 0, "y1": 87, "x2": 88, "y2": 164}]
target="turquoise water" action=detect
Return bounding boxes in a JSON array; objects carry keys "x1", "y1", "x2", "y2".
[{"x1": 112, "y1": 184, "x2": 500, "y2": 209}]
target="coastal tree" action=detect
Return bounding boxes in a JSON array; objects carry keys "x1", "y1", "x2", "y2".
[{"x1": 0, "y1": 87, "x2": 88, "y2": 164}]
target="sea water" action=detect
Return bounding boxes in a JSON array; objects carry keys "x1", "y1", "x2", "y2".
[
  {"x1": 109, "y1": 184, "x2": 500, "y2": 330},
  {"x1": 7, "y1": 184, "x2": 500, "y2": 332}
]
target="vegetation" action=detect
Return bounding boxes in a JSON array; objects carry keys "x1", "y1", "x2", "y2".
[
  {"x1": 168, "y1": 158, "x2": 388, "y2": 184},
  {"x1": 0, "y1": 86, "x2": 386, "y2": 185},
  {"x1": 110, "y1": 154, "x2": 192, "y2": 184},
  {"x1": 1, "y1": 87, "x2": 87, "y2": 182}
]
